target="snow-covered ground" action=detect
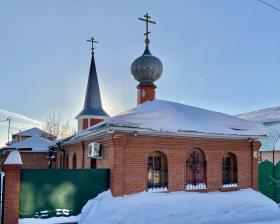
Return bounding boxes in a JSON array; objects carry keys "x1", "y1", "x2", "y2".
[{"x1": 20, "y1": 189, "x2": 280, "y2": 224}]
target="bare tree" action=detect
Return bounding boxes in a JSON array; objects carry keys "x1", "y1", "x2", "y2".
[{"x1": 43, "y1": 111, "x2": 75, "y2": 139}]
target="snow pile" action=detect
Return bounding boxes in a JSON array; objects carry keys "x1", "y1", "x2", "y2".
[
  {"x1": 20, "y1": 189, "x2": 280, "y2": 224},
  {"x1": 4, "y1": 151, "x2": 22, "y2": 164},
  {"x1": 186, "y1": 182, "x2": 207, "y2": 190},
  {"x1": 108, "y1": 100, "x2": 266, "y2": 137},
  {"x1": 222, "y1": 183, "x2": 238, "y2": 188},
  {"x1": 78, "y1": 189, "x2": 280, "y2": 224},
  {"x1": 19, "y1": 215, "x2": 79, "y2": 224}
]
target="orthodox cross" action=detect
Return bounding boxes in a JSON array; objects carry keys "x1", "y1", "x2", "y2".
[
  {"x1": 87, "y1": 37, "x2": 98, "y2": 54},
  {"x1": 138, "y1": 13, "x2": 156, "y2": 46}
]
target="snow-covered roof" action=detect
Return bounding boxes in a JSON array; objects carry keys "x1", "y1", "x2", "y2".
[
  {"x1": 237, "y1": 106, "x2": 280, "y2": 123},
  {"x1": 13, "y1": 127, "x2": 55, "y2": 138},
  {"x1": 4, "y1": 136, "x2": 52, "y2": 152},
  {"x1": 65, "y1": 100, "x2": 267, "y2": 144},
  {"x1": 237, "y1": 106, "x2": 280, "y2": 152}
]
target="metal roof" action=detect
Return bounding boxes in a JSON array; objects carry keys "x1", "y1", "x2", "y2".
[
  {"x1": 260, "y1": 130, "x2": 280, "y2": 152},
  {"x1": 13, "y1": 127, "x2": 56, "y2": 138},
  {"x1": 76, "y1": 53, "x2": 108, "y2": 118}
]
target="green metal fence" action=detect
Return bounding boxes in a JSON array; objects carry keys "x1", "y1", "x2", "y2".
[
  {"x1": 19, "y1": 169, "x2": 110, "y2": 218},
  {"x1": 259, "y1": 160, "x2": 280, "y2": 203}
]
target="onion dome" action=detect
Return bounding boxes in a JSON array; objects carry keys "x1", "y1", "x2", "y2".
[{"x1": 130, "y1": 46, "x2": 163, "y2": 85}]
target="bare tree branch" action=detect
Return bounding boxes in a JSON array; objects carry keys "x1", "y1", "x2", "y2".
[{"x1": 43, "y1": 111, "x2": 75, "y2": 139}]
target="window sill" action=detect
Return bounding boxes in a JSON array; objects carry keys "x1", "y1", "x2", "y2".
[
  {"x1": 186, "y1": 188, "x2": 209, "y2": 193},
  {"x1": 219, "y1": 186, "x2": 240, "y2": 192}
]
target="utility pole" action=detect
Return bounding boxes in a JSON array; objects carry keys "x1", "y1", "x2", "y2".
[
  {"x1": 7, "y1": 116, "x2": 11, "y2": 143},
  {"x1": 0, "y1": 117, "x2": 12, "y2": 143}
]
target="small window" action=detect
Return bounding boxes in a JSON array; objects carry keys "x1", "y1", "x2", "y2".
[
  {"x1": 186, "y1": 148, "x2": 207, "y2": 190},
  {"x1": 222, "y1": 153, "x2": 237, "y2": 187}
]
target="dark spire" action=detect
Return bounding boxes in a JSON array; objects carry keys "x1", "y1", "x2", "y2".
[
  {"x1": 84, "y1": 54, "x2": 102, "y2": 109},
  {"x1": 76, "y1": 39, "x2": 108, "y2": 118}
]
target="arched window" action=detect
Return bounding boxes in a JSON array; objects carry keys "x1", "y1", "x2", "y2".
[
  {"x1": 72, "y1": 154, "x2": 77, "y2": 169},
  {"x1": 148, "y1": 151, "x2": 168, "y2": 191},
  {"x1": 65, "y1": 154, "x2": 69, "y2": 169},
  {"x1": 186, "y1": 148, "x2": 207, "y2": 190},
  {"x1": 222, "y1": 153, "x2": 237, "y2": 186}
]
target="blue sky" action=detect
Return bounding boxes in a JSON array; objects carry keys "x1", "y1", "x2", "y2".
[{"x1": 0, "y1": 0, "x2": 280, "y2": 141}]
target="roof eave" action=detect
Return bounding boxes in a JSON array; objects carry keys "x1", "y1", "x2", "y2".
[{"x1": 62, "y1": 126, "x2": 265, "y2": 146}]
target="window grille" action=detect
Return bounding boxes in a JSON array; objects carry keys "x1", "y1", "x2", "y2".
[
  {"x1": 186, "y1": 148, "x2": 207, "y2": 190},
  {"x1": 222, "y1": 153, "x2": 237, "y2": 186},
  {"x1": 148, "y1": 151, "x2": 168, "y2": 191}
]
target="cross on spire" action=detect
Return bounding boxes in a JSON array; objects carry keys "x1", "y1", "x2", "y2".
[
  {"x1": 138, "y1": 13, "x2": 156, "y2": 47},
  {"x1": 87, "y1": 37, "x2": 98, "y2": 54}
]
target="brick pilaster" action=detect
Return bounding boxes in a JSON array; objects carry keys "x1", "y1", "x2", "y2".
[
  {"x1": 251, "y1": 140, "x2": 261, "y2": 191},
  {"x1": 2, "y1": 152, "x2": 22, "y2": 224}
]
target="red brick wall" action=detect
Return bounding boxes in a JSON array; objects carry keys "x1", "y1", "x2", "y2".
[
  {"x1": 83, "y1": 119, "x2": 89, "y2": 130},
  {"x1": 2, "y1": 164, "x2": 22, "y2": 224},
  {"x1": 63, "y1": 133, "x2": 260, "y2": 196},
  {"x1": 137, "y1": 84, "x2": 155, "y2": 105},
  {"x1": 60, "y1": 137, "x2": 113, "y2": 169},
  {"x1": 90, "y1": 118, "x2": 103, "y2": 126}
]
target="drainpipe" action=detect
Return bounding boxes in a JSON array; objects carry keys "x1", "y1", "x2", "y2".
[
  {"x1": 273, "y1": 146, "x2": 275, "y2": 201},
  {"x1": 250, "y1": 139, "x2": 254, "y2": 188},
  {"x1": 81, "y1": 141, "x2": 85, "y2": 168}
]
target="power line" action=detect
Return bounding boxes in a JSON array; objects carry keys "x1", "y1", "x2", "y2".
[{"x1": 257, "y1": 0, "x2": 280, "y2": 13}]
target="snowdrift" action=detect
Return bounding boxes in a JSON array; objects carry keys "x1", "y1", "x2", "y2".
[
  {"x1": 79, "y1": 189, "x2": 280, "y2": 224},
  {"x1": 20, "y1": 189, "x2": 280, "y2": 224}
]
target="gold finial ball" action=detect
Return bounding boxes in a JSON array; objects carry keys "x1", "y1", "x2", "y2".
[{"x1": 145, "y1": 39, "x2": 150, "y2": 45}]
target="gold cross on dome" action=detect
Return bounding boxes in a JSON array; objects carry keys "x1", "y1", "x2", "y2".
[
  {"x1": 87, "y1": 37, "x2": 98, "y2": 54},
  {"x1": 138, "y1": 13, "x2": 156, "y2": 46}
]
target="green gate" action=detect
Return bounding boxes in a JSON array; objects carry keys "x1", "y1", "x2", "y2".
[
  {"x1": 259, "y1": 160, "x2": 280, "y2": 203},
  {"x1": 19, "y1": 169, "x2": 110, "y2": 218}
]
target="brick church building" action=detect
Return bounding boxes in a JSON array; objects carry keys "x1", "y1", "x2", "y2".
[{"x1": 56, "y1": 14, "x2": 266, "y2": 196}]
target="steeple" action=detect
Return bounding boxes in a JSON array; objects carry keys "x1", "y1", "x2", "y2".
[{"x1": 76, "y1": 37, "x2": 109, "y2": 132}]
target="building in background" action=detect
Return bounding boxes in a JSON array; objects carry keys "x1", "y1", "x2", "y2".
[
  {"x1": 238, "y1": 106, "x2": 280, "y2": 164},
  {"x1": 1, "y1": 127, "x2": 57, "y2": 168}
]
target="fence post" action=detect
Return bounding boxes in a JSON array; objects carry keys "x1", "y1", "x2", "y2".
[
  {"x1": 1, "y1": 151, "x2": 22, "y2": 224},
  {"x1": 251, "y1": 140, "x2": 261, "y2": 191}
]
